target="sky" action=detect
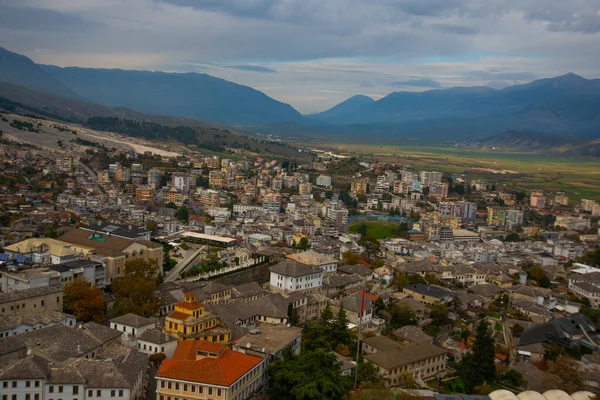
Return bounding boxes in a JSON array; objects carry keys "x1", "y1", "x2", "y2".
[{"x1": 1, "y1": 0, "x2": 600, "y2": 114}]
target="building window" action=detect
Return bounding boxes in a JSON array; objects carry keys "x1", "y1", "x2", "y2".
[
  {"x1": 118, "y1": 390, "x2": 123, "y2": 397},
  {"x1": 217, "y1": 389, "x2": 222, "y2": 396},
  {"x1": 111, "y1": 390, "x2": 116, "y2": 397},
  {"x1": 208, "y1": 388, "x2": 213, "y2": 395},
  {"x1": 58, "y1": 386, "x2": 63, "y2": 393},
  {"x1": 26, "y1": 395, "x2": 31, "y2": 400},
  {"x1": 35, "y1": 395, "x2": 39, "y2": 400},
  {"x1": 97, "y1": 390, "x2": 101, "y2": 397},
  {"x1": 175, "y1": 383, "x2": 179, "y2": 391},
  {"x1": 73, "y1": 386, "x2": 79, "y2": 395},
  {"x1": 35, "y1": 381, "x2": 40, "y2": 388},
  {"x1": 57, "y1": 297, "x2": 60, "y2": 303},
  {"x1": 88, "y1": 390, "x2": 92, "y2": 397},
  {"x1": 49, "y1": 385, "x2": 54, "y2": 392}
]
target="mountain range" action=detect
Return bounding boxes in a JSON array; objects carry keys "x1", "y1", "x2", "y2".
[{"x1": 1, "y1": 46, "x2": 600, "y2": 140}]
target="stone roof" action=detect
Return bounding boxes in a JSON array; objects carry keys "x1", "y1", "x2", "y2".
[
  {"x1": 518, "y1": 314, "x2": 597, "y2": 346},
  {"x1": 392, "y1": 326, "x2": 433, "y2": 344},
  {"x1": 469, "y1": 284, "x2": 505, "y2": 299},
  {"x1": 404, "y1": 283, "x2": 453, "y2": 299},
  {"x1": 338, "y1": 264, "x2": 373, "y2": 277},
  {"x1": 207, "y1": 294, "x2": 289, "y2": 328},
  {"x1": 269, "y1": 259, "x2": 321, "y2": 277},
  {"x1": 339, "y1": 292, "x2": 373, "y2": 314},
  {"x1": 0, "y1": 286, "x2": 63, "y2": 305},
  {"x1": 322, "y1": 272, "x2": 362, "y2": 289},
  {"x1": 138, "y1": 329, "x2": 177, "y2": 345},
  {"x1": 0, "y1": 311, "x2": 74, "y2": 331},
  {"x1": 286, "y1": 250, "x2": 337, "y2": 266},
  {"x1": 231, "y1": 282, "x2": 266, "y2": 299},
  {"x1": 365, "y1": 342, "x2": 447, "y2": 370},
  {"x1": 362, "y1": 335, "x2": 403, "y2": 352},
  {"x1": 0, "y1": 355, "x2": 49, "y2": 380},
  {"x1": 109, "y1": 313, "x2": 155, "y2": 328},
  {"x1": 234, "y1": 323, "x2": 301, "y2": 355}
]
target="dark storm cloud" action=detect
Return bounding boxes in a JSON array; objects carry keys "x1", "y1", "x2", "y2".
[
  {"x1": 225, "y1": 65, "x2": 277, "y2": 73},
  {"x1": 389, "y1": 78, "x2": 442, "y2": 88},
  {"x1": 0, "y1": 5, "x2": 103, "y2": 32}
]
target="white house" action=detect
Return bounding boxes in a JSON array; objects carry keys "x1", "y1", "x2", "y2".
[
  {"x1": 269, "y1": 259, "x2": 323, "y2": 294},
  {"x1": 109, "y1": 313, "x2": 155, "y2": 347},
  {"x1": 136, "y1": 329, "x2": 178, "y2": 358}
]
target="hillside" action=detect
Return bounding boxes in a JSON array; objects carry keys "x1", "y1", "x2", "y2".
[
  {"x1": 479, "y1": 131, "x2": 600, "y2": 157},
  {"x1": 311, "y1": 73, "x2": 600, "y2": 140},
  {"x1": 0, "y1": 47, "x2": 305, "y2": 126},
  {"x1": 0, "y1": 48, "x2": 77, "y2": 98}
]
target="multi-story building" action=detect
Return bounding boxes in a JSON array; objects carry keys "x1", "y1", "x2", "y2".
[
  {"x1": 393, "y1": 180, "x2": 410, "y2": 195},
  {"x1": 593, "y1": 204, "x2": 600, "y2": 217},
  {"x1": 487, "y1": 206, "x2": 506, "y2": 227},
  {"x1": 568, "y1": 265, "x2": 600, "y2": 309},
  {"x1": 316, "y1": 175, "x2": 332, "y2": 188},
  {"x1": 505, "y1": 209, "x2": 524, "y2": 230},
  {"x1": 136, "y1": 186, "x2": 156, "y2": 203},
  {"x1": 428, "y1": 182, "x2": 448, "y2": 199},
  {"x1": 351, "y1": 179, "x2": 368, "y2": 195},
  {"x1": 419, "y1": 171, "x2": 443, "y2": 186},
  {"x1": 402, "y1": 284, "x2": 453, "y2": 305},
  {"x1": 197, "y1": 188, "x2": 220, "y2": 208},
  {"x1": 326, "y1": 205, "x2": 349, "y2": 234},
  {"x1": 56, "y1": 155, "x2": 73, "y2": 172},
  {"x1": 286, "y1": 250, "x2": 338, "y2": 272},
  {"x1": 581, "y1": 199, "x2": 597, "y2": 212},
  {"x1": 298, "y1": 182, "x2": 313, "y2": 195},
  {"x1": 554, "y1": 194, "x2": 569, "y2": 206},
  {"x1": 530, "y1": 191, "x2": 546, "y2": 208},
  {"x1": 269, "y1": 259, "x2": 323, "y2": 294},
  {"x1": 209, "y1": 170, "x2": 225, "y2": 188},
  {"x1": 156, "y1": 340, "x2": 265, "y2": 400},
  {"x1": 97, "y1": 170, "x2": 111, "y2": 184},
  {"x1": 165, "y1": 293, "x2": 232, "y2": 343},
  {"x1": 439, "y1": 201, "x2": 476, "y2": 222},
  {"x1": 363, "y1": 336, "x2": 447, "y2": 385},
  {"x1": 148, "y1": 168, "x2": 163, "y2": 188},
  {"x1": 0, "y1": 323, "x2": 147, "y2": 400},
  {"x1": 262, "y1": 193, "x2": 281, "y2": 213},
  {"x1": 116, "y1": 166, "x2": 131, "y2": 183},
  {"x1": 172, "y1": 174, "x2": 191, "y2": 194},
  {"x1": 0, "y1": 286, "x2": 64, "y2": 317},
  {"x1": 3, "y1": 238, "x2": 93, "y2": 266}
]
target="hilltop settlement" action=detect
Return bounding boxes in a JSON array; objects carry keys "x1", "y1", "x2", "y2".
[{"x1": 0, "y1": 112, "x2": 600, "y2": 400}]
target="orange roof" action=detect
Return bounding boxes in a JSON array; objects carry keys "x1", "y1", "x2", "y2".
[
  {"x1": 355, "y1": 290, "x2": 378, "y2": 302},
  {"x1": 177, "y1": 301, "x2": 202, "y2": 310},
  {"x1": 157, "y1": 341, "x2": 262, "y2": 386},
  {"x1": 168, "y1": 311, "x2": 189, "y2": 320}
]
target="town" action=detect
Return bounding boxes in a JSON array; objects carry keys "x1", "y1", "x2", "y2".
[{"x1": 0, "y1": 124, "x2": 599, "y2": 400}]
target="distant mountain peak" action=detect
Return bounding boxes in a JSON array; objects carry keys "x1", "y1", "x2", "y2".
[{"x1": 348, "y1": 94, "x2": 374, "y2": 102}]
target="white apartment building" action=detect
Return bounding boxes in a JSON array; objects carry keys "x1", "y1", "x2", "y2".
[{"x1": 269, "y1": 259, "x2": 323, "y2": 294}]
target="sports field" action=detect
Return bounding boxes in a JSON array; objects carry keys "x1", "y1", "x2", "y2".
[{"x1": 349, "y1": 221, "x2": 401, "y2": 239}]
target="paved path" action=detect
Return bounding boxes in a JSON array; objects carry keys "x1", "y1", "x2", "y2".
[{"x1": 164, "y1": 246, "x2": 205, "y2": 282}]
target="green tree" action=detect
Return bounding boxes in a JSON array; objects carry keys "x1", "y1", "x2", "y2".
[
  {"x1": 298, "y1": 237, "x2": 311, "y2": 250},
  {"x1": 112, "y1": 259, "x2": 162, "y2": 317},
  {"x1": 429, "y1": 302, "x2": 449, "y2": 327},
  {"x1": 511, "y1": 323, "x2": 524, "y2": 337},
  {"x1": 175, "y1": 206, "x2": 189, "y2": 222},
  {"x1": 269, "y1": 349, "x2": 350, "y2": 400},
  {"x1": 342, "y1": 251, "x2": 361, "y2": 266},
  {"x1": 357, "y1": 223, "x2": 368, "y2": 237},
  {"x1": 64, "y1": 278, "x2": 106, "y2": 323},
  {"x1": 389, "y1": 303, "x2": 417, "y2": 328},
  {"x1": 459, "y1": 320, "x2": 496, "y2": 393},
  {"x1": 358, "y1": 235, "x2": 381, "y2": 262},
  {"x1": 165, "y1": 201, "x2": 177, "y2": 209}
]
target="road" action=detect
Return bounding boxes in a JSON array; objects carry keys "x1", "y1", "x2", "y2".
[{"x1": 164, "y1": 246, "x2": 205, "y2": 282}]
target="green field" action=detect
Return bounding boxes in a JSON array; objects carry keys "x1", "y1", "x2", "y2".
[
  {"x1": 349, "y1": 221, "x2": 401, "y2": 239},
  {"x1": 320, "y1": 143, "x2": 600, "y2": 200}
]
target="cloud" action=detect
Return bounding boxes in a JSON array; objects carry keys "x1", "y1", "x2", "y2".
[
  {"x1": 224, "y1": 65, "x2": 277, "y2": 73},
  {"x1": 0, "y1": 0, "x2": 599, "y2": 113},
  {"x1": 389, "y1": 78, "x2": 442, "y2": 88},
  {"x1": 431, "y1": 23, "x2": 480, "y2": 35}
]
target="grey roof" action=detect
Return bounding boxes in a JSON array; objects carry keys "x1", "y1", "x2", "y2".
[
  {"x1": 392, "y1": 326, "x2": 433, "y2": 344},
  {"x1": 70, "y1": 359, "x2": 130, "y2": 388},
  {"x1": 109, "y1": 313, "x2": 155, "y2": 328},
  {"x1": 469, "y1": 284, "x2": 505, "y2": 299},
  {"x1": 207, "y1": 294, "x2": 289, "y2": 327},
  {"x1": 81, "y1": 322, "x2": 123, "y2": 344},
  {"x1": 518, "y1": 314, "x2": 597, "y2": 346},
  {"x1": 323, "y1": 272, "x2": 362, "y2": 289},
  {"x1": 0, "y1": 311, "x2": 74, "y2": 331},
  {"x1": 0, "y1": 286, "x2": 63, "y2": 305},
  {"x1": 365, "y1": 342, "x2": 447, "y2": 370},
  {"x1": 404, "y1": 284, "x2": 453, "y2": 299},
  {"x1": 339, "y1": 293, "x2": 373, "y2": 314},
  {"x1": 49, "y1": 260, "x2": 103, "y2": 273},
  {"x1": 82, "y1": 222, "x2": 150, "y2": 239},
  {"x1": 0, "y1": 336, "x2": 26, "y2": 357},
  {"x1": 269, "y1": 259, "x2": 321, "y2": 277},
  {"x1": 0, "y1": 355, "x2": 49, "y2": 380},
  {"x1": 362, "y1": 335, "x2": 403, "y2": 352},
  {"x1": 47, "y1": 365, "x2": 85, "y2": 384},
  {"x1": 137, "y1": 329, "x2": 177, "y2": 345},
  {"x1": 338, "y1": 264, "x2": 373, "y2": 277},
  {"x1": 231, "y1": 281, "x2": 266, "y2": 299}
]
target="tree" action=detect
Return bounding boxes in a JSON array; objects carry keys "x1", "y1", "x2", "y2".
[
  {"x1": 165, "y1": 201, "x2": 177, "y2": 209},
  {"x1": 358, "y1": 235, "x2": 381, "y2": 262},
  {"x1": 459, "y1": 320, "x2": 496, "y2": 393},
  {"x1": 357, "y1": 223, "x2": 368, "y2": 237},
  {"x1": 505, "y1": 233, "x2": 521, "y2": 242},
  {"x1": 268, "y1": 349, "x2": 350, "y2": 400},
  {"x1": 330, "y1": 306, "x2": 354, "y2": 350},
  {"x1": 397, "y1": 371, "x2": 417, "y2": 388},
  {"x1": 389, "y1": 303, "x2": 416, "y2": 328},
  {"x1": 175, "y1": 206, "x2": 189, "y2": 223},
  {"x1": 297, "y1": 237, "x2": 311, "y2": 250},
  {"x1": 544, "y1": 358, "x2": 583, "y2": 393},
  {"x1": 511, "y1": 323, "x2": 524, "y2": 337},
  {"x1": 112, "y1": 259, "x2": 162, "y2": 317},
  {"x1": 342, "y1": 251, "x2": 361, "y2": 266},
  {"x1": 429, "y1": 302, "x2": 449, "y2": 327},
  {"x1": 349, "y1": 381, "x2": 395, "y2": 400},
  {"x1": 64, "y1": 278, "x2": 106, "y2": 323}
]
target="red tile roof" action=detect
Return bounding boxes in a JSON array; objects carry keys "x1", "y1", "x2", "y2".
[
  {"x1": 168, "y1": 311, "x2": 189, "y2": 320},
  {"x1": 157, "y1": 341, "x2": 262, "y2": 386},
  {"x1": 177, "y1": 301, "x2": 202, "y2": 310}
]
